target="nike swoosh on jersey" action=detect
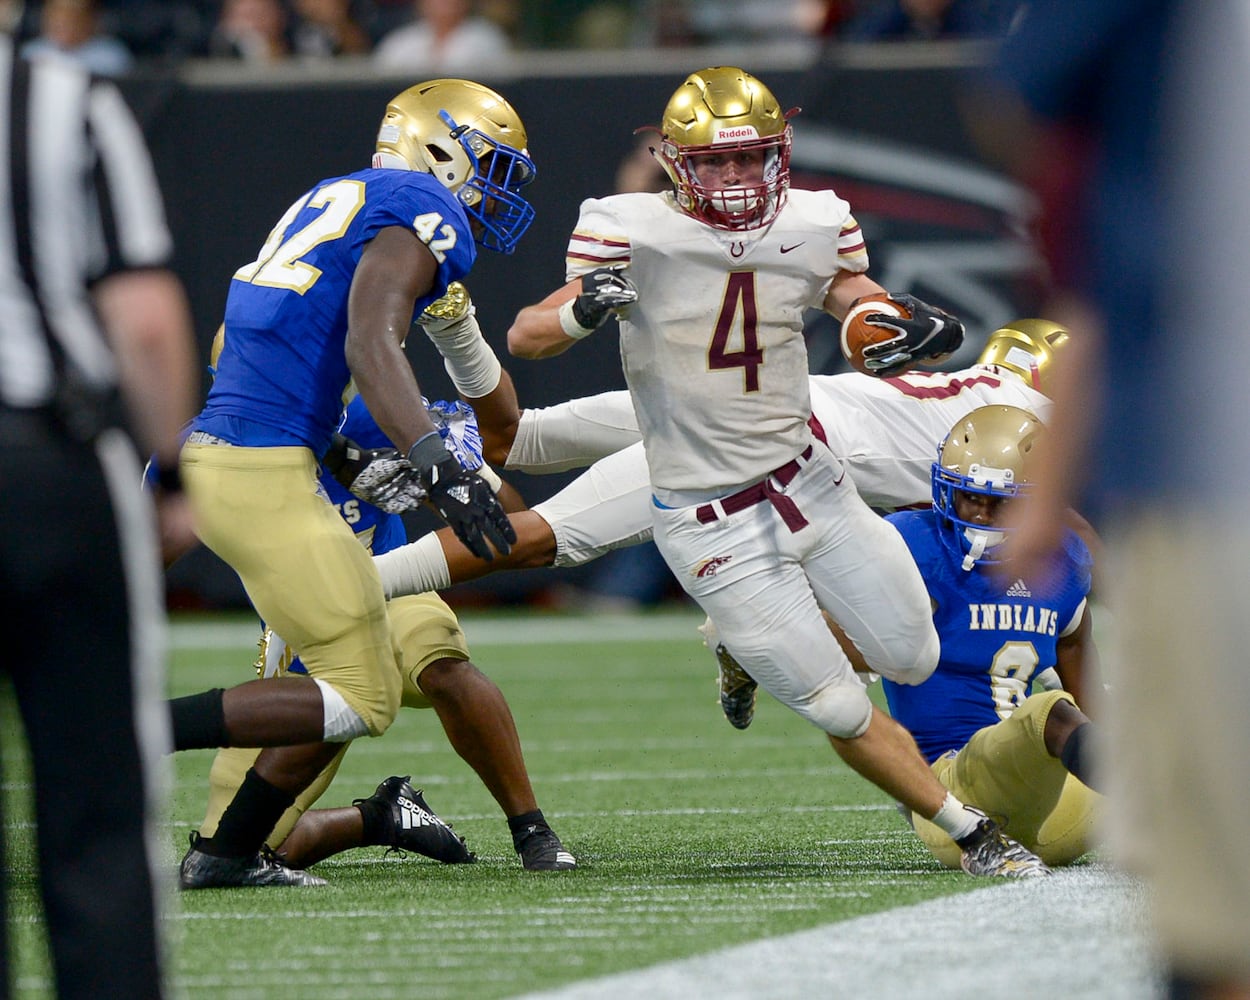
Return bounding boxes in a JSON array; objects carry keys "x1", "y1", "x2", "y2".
[{"x1": 780, "y1": 242, "x2": 806, "y2": 254}]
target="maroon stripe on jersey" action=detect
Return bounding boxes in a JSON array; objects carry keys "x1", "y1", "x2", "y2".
[
  {"x1": 567, "y1": 250, "x2": 630, "y2": 265},
  {"x1": 881, "y1": 371, "x2": 1005, "y2": 399},
  {"x1": 571, "y1": 233, "x2": 630, "y2": 248}
]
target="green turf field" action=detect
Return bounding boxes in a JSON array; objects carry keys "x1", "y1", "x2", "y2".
[{"x1": 3, "y1": 608, "x2": 1018, "y2": 998}]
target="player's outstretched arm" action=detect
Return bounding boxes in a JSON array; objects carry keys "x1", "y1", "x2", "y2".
[
  {"x1": 508, "y1": 278, "x2": 584, "y2": 359},
  {"x1": 509, "y1": 269, "x2": 637, "y2": 360},
  {"x1": 374, "y1": 510, "x2": 558, "y2": 597}
]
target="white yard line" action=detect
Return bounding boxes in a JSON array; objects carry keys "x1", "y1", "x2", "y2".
[{"x1": 511, "y1": 865, "x2": 1162, "y2": 1000}]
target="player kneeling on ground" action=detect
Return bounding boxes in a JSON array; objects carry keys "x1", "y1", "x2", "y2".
[{"x1": 710, "y1": 404, "x2": 1102, "y2": 869}]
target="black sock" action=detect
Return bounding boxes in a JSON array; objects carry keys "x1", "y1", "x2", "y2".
[
  {"x1": 507, "y1": 809, "x2": 547, "y2": 848},
  {"x1": 169, "y1": 689, "x2": 227, "y2": 751},
  {"x1": 1059, "y1": 722, "x2": 1100, "y2": 791},
  {"x1": 356, "y1": 797, "x2": 393, "y2": 847},
  {"x1": 203, "y1": 768, "x2": 295, "y2": 858}
]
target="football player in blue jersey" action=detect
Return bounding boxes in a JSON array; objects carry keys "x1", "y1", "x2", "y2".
[
  {"x1": 190, "y1": 389, "x2": 575, "y2": 873},
  {"x1": 868, "y1": 404, "x2": 1101, "y2": 868},
  {"x1": 171, "y1": 79, "x2": 536, "y2": 888}
]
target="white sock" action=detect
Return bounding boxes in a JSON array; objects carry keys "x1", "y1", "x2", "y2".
[
  {"x1": 423, "y1": 310, "x2": 502, "y2": 398},
  {"x1": 373, "y1": 532, "x2": 451, "y2": 599},
  {"x1": 927, "y1": 792, "x2": 982, "y2": 841}
]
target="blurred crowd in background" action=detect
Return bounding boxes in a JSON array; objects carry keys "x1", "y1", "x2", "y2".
[{"x1": 0, "y1": 0, "x2": 1026, "y2": 76}]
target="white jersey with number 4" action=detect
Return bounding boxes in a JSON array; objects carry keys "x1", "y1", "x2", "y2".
[{"x1": 566, "y1": 188, "x2": 868, "y2": 499}]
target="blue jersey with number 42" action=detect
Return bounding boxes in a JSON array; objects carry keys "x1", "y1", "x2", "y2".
[
  {"x1": 195, "y1": 168, "x2": 475, "y2": 456},
  {"x1": 881, "y1": 509, "x2": 1092, "y2": 763}
]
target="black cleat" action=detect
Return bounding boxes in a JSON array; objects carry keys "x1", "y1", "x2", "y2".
[
  {"x1": 354, "y1": 775, "x2": 475, "y2": 864},
  {"x1": 179, "y1": 833, "x2": 326, "y2": 889},
  {"x1": 716, "y1": 643, "x2": 758, "y2": 730},
  {"x1": 955, "y1": 812, "x2": 1051, "y2": 878},
  {"x1": 700, "y1": 617, "x2": 757, "y2": 730},
  {"x1": 514, "y1": 822, "x2": 577, "y2": 871}
]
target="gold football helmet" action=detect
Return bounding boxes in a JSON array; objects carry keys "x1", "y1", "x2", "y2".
[
  {"x1": 975, "y1": 319, "x2": 1070, "y2": 395},
  {"x1": 655, "y1": 66, "x2": 793, "y2": 231},
  {"x1": 374, "y1": 79, "x2": 536, "y2": 254},
  {"x1": 932, "y1": 404, "x2": 1045, "y2": 570}
]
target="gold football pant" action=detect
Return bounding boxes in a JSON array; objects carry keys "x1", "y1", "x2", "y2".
[
  {"x1": 198, "y1": 594, "x2": 471, "y2": 848},
  {"x1": 182, "y1": 441, "x2": 402, "y2": 735},
  {"x1": 910, "y1": 690, "x2": 1100, "y2": 868}
]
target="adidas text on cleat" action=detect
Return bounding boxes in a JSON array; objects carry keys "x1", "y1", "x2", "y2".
[
  {"x1": 514, "y1": 824, "x2": 577, "y2": 871},
  {"x1": 955, "y1": 815, "x2": 1052, "y2": 879},
  {"x1": 179, "y1": 833, "x2": 326, "y2": 889},
  {"x1": 716, "y1": 643, "x2": 758, "y2": 730},
  {"x1": 354, "y1": 775, "x2": 476, "y2": 864}
]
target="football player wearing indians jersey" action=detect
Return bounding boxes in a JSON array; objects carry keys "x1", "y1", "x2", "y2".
[
  {"x1": 172, "y1": 79, "x2": 534, "y2": 888},
  {"x1": 502, "y1": 66, "x2": 1046, "y2": 878},
  {"x1": 880, "y1": 405, "x2": 1100, "y2": 868}
]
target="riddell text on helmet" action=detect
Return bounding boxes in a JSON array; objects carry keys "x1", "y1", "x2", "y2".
[{"x1": 714, "y1": 126, "x2": 760, "y2": 142}]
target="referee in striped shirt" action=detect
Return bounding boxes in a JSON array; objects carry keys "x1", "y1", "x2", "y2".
[{"x1": 0, "y1": 31, "x2": 197, "y2": 1000}]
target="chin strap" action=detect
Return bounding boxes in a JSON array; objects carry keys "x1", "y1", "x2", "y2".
[
  {"x1": 962, "y1": 532, "x2": 988, "y2": 572},
  {"x1": 372, "y1": 150, "x2": 412, "y2": 171}
]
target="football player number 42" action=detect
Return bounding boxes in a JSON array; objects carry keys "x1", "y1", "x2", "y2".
[{"x1": 234, "y1": 179, "x2": 457, "y2": 293}]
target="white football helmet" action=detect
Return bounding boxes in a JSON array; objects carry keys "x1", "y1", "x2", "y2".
[{"x1": 374, "y1": 79, "x2": 536, "y2": 254}]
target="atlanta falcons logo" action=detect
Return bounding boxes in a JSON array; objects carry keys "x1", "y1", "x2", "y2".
[{"x1": 695, "y1": 555, "x2": 732, "y2": 578}]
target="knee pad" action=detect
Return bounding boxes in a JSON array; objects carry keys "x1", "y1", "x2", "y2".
[
  {"x1": 314, "y1": 678, "x2": 371, "y2": 741},
  {"x1": 797, "y1": 680, "x2": 873, "y2": 739},
  {"x1": 874, "y1": 626, "x2": 940, "y2": 687}
]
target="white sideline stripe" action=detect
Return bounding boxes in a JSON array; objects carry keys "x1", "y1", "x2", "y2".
[
  {"x1": 170, "y1": 612, "x2": 707, "y2": 651},
  {"x1": 510, "y1": 865, "x2": 1162, "y2": 1000}
]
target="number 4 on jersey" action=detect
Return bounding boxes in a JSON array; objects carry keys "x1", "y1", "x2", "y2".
[{"x1": 708, "y1": 271, "x2": 763, "y2": 392}]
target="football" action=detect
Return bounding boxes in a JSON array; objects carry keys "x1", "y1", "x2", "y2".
[{"x1": 840, "y1": 293, "x2": 911, "y2": 376}]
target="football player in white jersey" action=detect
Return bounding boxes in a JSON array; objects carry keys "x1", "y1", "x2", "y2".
[
  {"x1": 369, "y1": 319, "x2": 1068, "y2": 602},
  {"x1": 501, "y1": 66, "x2": 1048, "y2": 878}
]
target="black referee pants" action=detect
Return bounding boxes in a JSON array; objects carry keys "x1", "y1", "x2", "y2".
[{"x1": 0, "y1": 410, "x2": 169, "y2": 999}]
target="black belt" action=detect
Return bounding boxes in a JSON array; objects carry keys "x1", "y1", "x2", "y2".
[{"x1": 695, "y1": 445, "x2": 813, "y2": 533}]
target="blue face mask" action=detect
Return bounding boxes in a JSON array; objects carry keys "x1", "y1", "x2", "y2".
[
  {"x1": 442, "y1": 111, "x2": 536, "y2": 255},
  {"x1": 931, "y1": 459, "x2": 1027, "y2": 572}
]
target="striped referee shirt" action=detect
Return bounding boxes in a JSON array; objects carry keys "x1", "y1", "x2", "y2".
[{"x1": 0, "y1": 34, "x2": 173, "y2": 410}]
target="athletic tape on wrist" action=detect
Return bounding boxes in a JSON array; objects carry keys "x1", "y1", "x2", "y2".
[{"x1": 558, "y1": 298, "x2": 597, "y2": 340}]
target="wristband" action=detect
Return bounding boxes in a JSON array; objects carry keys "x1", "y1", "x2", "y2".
[
  {"x1": 557, "y1": 298, "x2": 597, "y2": 340},
  {"x1": 406, "y1": 431, "x2": 449, "y2": 470}
]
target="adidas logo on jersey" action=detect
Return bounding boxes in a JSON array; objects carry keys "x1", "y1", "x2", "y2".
[{"x1": 1006, "y1": 579, "x2": 1032, "y2": 598}]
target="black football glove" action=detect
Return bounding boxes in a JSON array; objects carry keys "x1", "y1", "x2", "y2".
[
  {"x1": 571, "y1": 267, "x2": 639, "y2": 331},
  {"x1": 860, "y1": 293, "x2": 965, "y2": 377},
  {"x1": 416, "y1": 453, "x2": 515, "y2": 562},
  {"x1": 323, "y1": 433, "x2": 426, "y2": 514}
]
